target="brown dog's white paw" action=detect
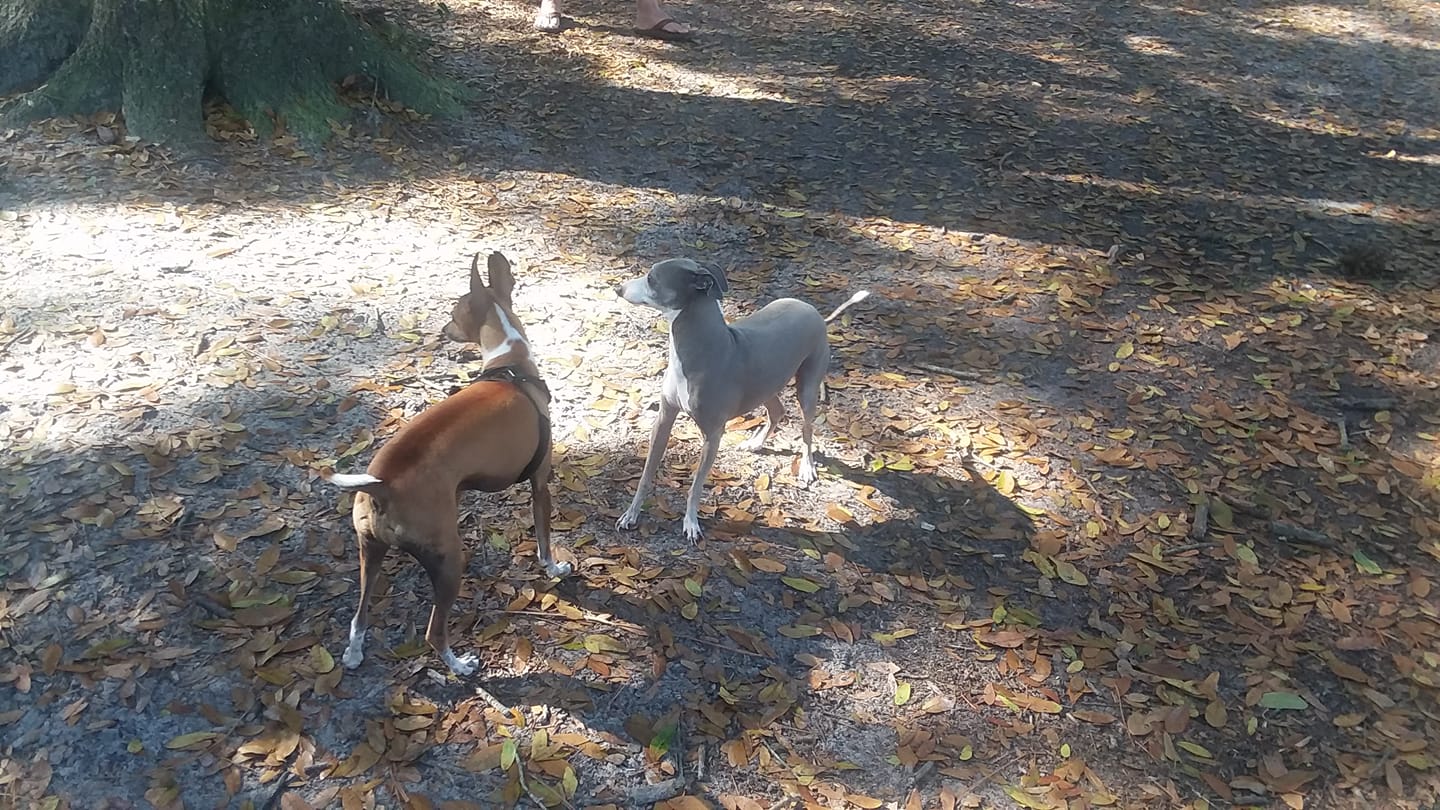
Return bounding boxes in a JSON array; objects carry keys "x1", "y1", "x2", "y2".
[
  {"x1": 797, "y1": 455, "x2": 818, "y2": 486},
  {"x1": 442, "y1": 649, "x2": 479, "y2": 676},
  {"x1": 545, "y1": 560, "x2": 573, "y2": 578}
]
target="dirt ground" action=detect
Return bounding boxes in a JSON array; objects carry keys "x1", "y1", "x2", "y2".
[{"x1": 2, "y1": 0, "x2": 1439, "y2": 808}]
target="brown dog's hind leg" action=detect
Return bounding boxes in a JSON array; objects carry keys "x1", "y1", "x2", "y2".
[
  {"x1": 343, "y1": 530, "x2": 388, "y2": 670},
  {"x1": 530, "y1": 460, "x2": 573, "y2": 578},
  {"x1": 409, "y1": 537, "x2": 477, "y2": 676}
]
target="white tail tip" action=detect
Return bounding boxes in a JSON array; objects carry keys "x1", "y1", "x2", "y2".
[
  {"x1": 329, "y1": 472, "x2": 383, "y2": 490},
  {"x1": 825, "y1": 289, "x2": 872, "y2": 323}
]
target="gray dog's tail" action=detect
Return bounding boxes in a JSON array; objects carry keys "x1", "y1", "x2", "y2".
[{"x1": 824, "y1": 290, "x2": 871, "y2": 324}]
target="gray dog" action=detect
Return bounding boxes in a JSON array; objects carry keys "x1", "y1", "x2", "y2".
[{"x1": 615, "y1": 258, "x2": 869, "y2": 542}]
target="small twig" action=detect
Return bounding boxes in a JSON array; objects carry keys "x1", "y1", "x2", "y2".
[
  {"x1": 695, "y1": 741, "x2": 708, "y2": 783},
  {"x1": 1338, "y1": 396, "x2": 1397, "y2": 412},
  {"x1": 674, "y1": 633, "x2": 769, "y2": 660},
  {"x1": 507, "y1": 609, "x2": 647, "y2": 636},
  {"x1": 627, "y1": 719, "x2": 690, "y2": 808},
  {"x1": 259, "y1": 772, "x2": 294, "y2": 810},
  {"x1": 1228, "y1": 498, "x2": 1271, "y2": 519},
  {"x1": 1270, "y1": 521, "x2": 1337, "y2": 549},
  {"x1": 1160, "y1": 542, "x2": 1210, "y2": 556},
  {"x1": 193, "y1": 594, "x2": 232, "y2": 619},
  {"x1": 1336, "y1": 417, "x2": 1350, "y2": 449},
  {"x1": 957, "y1": 754, "x2": 1015, "y2": 799},
  {"x1": 473, "y1": 684, "x2": 510, "y2": 714},
  {"x1": 911, "y1": 362, "x2": 985, "y2": 381},
  {"x1": 1189, "y1": 501, "x2": 1209, "y2": 541},
  {"x1": 0, "y1": 328, "x2": 36, "y2": 355},
  {"x1": 905, "y1": 761, "x2": 936, "y2": 796},
  {"x1": 625, "y1": 776, "x2": 688, "y2": 807},
  {"x1": 514, "y1": 753, "x2": 563, "y2": 810}
]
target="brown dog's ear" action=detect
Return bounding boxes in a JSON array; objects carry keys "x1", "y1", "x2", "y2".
[
  {"x1": 487, "y1": 252, "x2": 515, "y2": 303},
  {"x1": 469, "y1": 253, "x2": 487, "y2": 296},
  {"x1": 693, "y1": 263, "x2": 728, "y2": 300}
]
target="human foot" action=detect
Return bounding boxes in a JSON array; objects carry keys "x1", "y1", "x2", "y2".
[
  {"x1": 534, "y1": 0, "x2": 564, "y2": 32},
  {"x1": 634, "y1": 0, "x2": 692, "y2": 40}
]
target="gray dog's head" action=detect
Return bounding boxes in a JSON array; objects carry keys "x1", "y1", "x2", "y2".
[{"x1": 615, "y1": 258, "x2": 728, "y2": 316}]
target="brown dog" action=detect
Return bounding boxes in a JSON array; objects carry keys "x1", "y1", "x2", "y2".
[{"x1": 325, "y1": 252, "x2": 571, "y2": 676}]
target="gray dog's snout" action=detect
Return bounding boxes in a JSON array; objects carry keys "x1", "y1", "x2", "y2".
[{"x1": 613, "y1": 284, "x2": 625, "y2": 297}]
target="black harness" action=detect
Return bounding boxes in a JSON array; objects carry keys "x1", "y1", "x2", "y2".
[{"x1": 454, "y1": 366, "x2": 552, "y2": 484}]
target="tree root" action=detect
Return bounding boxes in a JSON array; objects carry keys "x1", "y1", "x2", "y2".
[
  {"x1": 0, "y1": 0, "x2": 90, "y2": 96},
  {"x1": 0, "y1": 0, "x2": 466, "y2": 146}
]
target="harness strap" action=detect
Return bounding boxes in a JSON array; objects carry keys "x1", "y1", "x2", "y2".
[{"x1": 464, "y1": 366, "x2": 552, "y2": 485}]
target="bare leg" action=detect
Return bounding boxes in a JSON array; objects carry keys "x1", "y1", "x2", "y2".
[
  {"x1": 618, "y1": 399, "x2": 680, "y2": 530},
  {"x1": 534, "y1": 0, "x2": 563, "y2": 32},
  {"x1": 530, "y1": 461, "x2": 572, "y2": 577},
  {"x1": 343, "y1": 532, "x2": 387, "y2": 670},
  {"x1": 415, "y1": 539, "x2": 477, "y2": 676},
  {"x1": 682, "y1": 428, "x2": 723, "y2": 543},
  {"x1": 738, "y1": 395, "x2": 784, "y2": 452},
  {"x1": 635, "y1": 0, "x2": 690, "y2": 34}
]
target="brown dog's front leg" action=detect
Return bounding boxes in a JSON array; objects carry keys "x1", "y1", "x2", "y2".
[{"x1": 530, "y1": 462, "x2": 572, "y2": 577}]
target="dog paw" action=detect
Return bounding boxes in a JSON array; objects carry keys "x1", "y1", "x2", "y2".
[
  {"x1": 616, "y1": 509, "x2": 641, "y2": 531},
  {"x1": 738, "y1": 434, "x2": 766, "y2": 452},
  {"x1": 342, "y1": 645, "x2": 364, "y2": 670},
  {"x1": 797, "y1": 457, "x2": 818, "y2": 486},
  {"x1": 443, "y1": 649, "x2": 479, "y2": 677},
  {"x1": 545, "y1": 560, "x2": 573, "y2": 578}
]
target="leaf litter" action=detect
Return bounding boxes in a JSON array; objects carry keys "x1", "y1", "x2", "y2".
[{"x1": 1, "y1": 0, "x2": 1439, "y2": 808}]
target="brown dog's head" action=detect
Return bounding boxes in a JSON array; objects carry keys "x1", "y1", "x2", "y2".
[{"x1": 441, "y1": 252, "x2": 530, "y2": 363}]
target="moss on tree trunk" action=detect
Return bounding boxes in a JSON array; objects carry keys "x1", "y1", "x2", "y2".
[{"x1": 0, "y1": 0, "x2": 465, "y2": 146}]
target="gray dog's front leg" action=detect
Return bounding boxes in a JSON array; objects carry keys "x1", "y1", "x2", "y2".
[
  {"x1": 682, "y1": 431, "x2": 722, "y2": 543},
  {"x1": 617, "y1": 399, "x2": 679, "y2": 531}
]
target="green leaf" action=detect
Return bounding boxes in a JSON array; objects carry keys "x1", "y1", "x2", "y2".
[
  {"x1": 500, "y1": 739, "x2": 518, "y2": 770},
  {"x1": 1259, "y1": 691, "x2": 1308, "y2": 711},
  {"x1": 80, "y1": 637, "x2": 133, "y2": 660},
  {"x1": 1177, "y1": 740, "x2": 1213, "y2": 758},
  {"x1": 649, "y1": 720, "x2": 677, "y2": 757},
  {"x1": 1209, "y1": 497, "x2": 1234, "y2": 530},
  {"x1": 683, "y1": 577, "x2": 702, "y2": 597},
  {"x1": 1055, "y1": 560, "x2": 1089, "y2": 586},
  {"x1": 781, "y1": 576, "x2": 822, "y2": 593},
  {"x1": 166, "y1": 731, "x2": 221, "y2": 750},
  {"x1": 894, "y1": 681, "x2": 912, "y2": 706},
  {"x1": 582, "y1": 634, "x2": 627, "y2": 654},
  {"x1": 562, "y1": 765, "x2": 578, "y2": 797},
  {"x1": 1352, "y1": 549, "x2": 1383, "y2": 575},
  {"x1": 1234, "y1": 543, "x2": 1259, "y2": 566}
]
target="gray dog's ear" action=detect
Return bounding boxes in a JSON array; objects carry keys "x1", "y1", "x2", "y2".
[{"x1": 693, "y1": 263, "x2": 729, "y2": 300}]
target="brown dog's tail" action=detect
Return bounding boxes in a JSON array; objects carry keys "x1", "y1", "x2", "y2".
[
  {"x1": 326, "y1": 472, "x2": 388, "y2": 496},
  {"x1": 824, "y1": 290, "x2": 871, "y2": 324}
]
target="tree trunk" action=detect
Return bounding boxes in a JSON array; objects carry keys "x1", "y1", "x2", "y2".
[{"x1": 0, "y1": 0, "x2": 465, "y2": 146}]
